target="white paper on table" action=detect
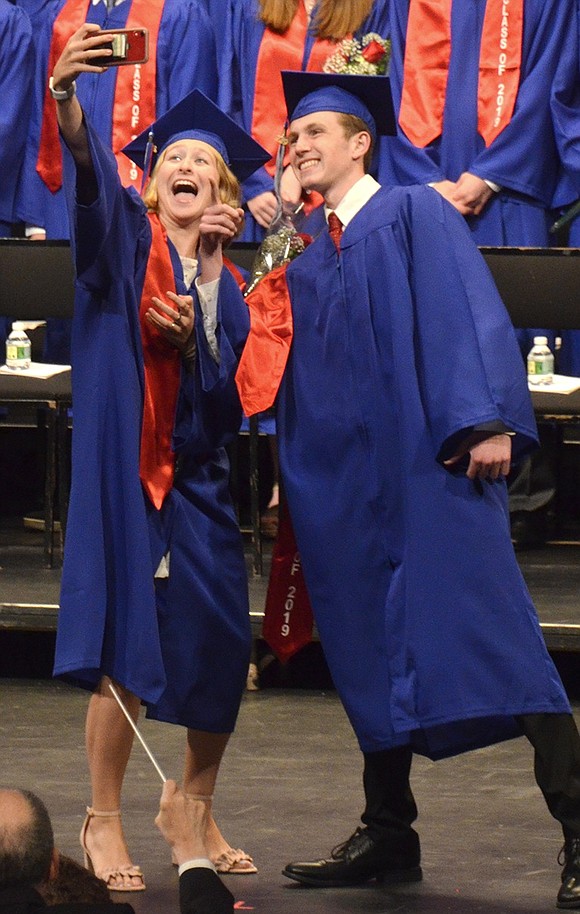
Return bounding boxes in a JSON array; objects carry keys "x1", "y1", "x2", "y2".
[
  {"x1": 0, "y1": 362, "x2": 71, "y2": 379},
  {"x1": 528, "y1": 374, "x2": 580, "y2": 395}
]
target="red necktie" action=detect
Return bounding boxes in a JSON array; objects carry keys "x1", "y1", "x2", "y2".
[{"x1": 328, "y1": 212, "x2": 343, "y2": 254}]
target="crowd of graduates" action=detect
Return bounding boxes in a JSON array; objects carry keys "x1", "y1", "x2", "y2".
[{"x1": 3, "y1": 0, "x2": 578, "y2": 250}]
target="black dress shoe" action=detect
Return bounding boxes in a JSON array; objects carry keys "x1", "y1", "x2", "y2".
[
  {"x1": 282, "y1": 827, "x2": 422, "y2": 888},
  {"x1": 558, "y1": 838, "x2": 580, "y2": 908}
]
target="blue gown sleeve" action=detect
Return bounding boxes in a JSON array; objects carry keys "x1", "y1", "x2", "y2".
[
  {"x1": 401, "y1": 188, "x2": 538, "y2": 461},
  {"x1": 62, "y1": 117, "x2": 146, "y2": 290}
]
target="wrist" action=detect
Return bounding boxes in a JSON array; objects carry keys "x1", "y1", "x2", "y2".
[
  {"x1": 49, "y1": 76, "x2": 76, "y2": 101},
  {"x1": 171, "y1": 843, "x2": 209, "y2": 866}
]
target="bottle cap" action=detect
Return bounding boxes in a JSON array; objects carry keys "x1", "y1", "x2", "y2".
[
  {"x1": 11, "y1": 321, "x2": 25, "y2": 331},
  {"x1": 533, "y1": 336, "x2": 548, "y2": 345}
]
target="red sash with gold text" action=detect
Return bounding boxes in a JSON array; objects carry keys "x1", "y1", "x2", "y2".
[
  {"x1": 398, "y1": 0, "x2": 523, "y2": 149},
  {"x1": 111, "y1": 0, "x2": 164, "y2": 187},
  {"x1": 36, "y1": 0, "x2": 164, "y2": 193},
  {"x1": 139, "y1": 213, "x2": 181, "y2": 510},
  {"x1": 262, "y1": 501, "x2": 314, "y2": 663}
]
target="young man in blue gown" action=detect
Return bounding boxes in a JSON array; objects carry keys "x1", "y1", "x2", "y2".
[{"x1": 237, "y1": 71, "x2": 580, "y2": 909}]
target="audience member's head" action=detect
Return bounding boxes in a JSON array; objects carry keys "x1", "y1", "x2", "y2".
[
  {"x1": 39, "y1": 854, "x2": 112, "y2": 906},
  {"x1": 0, "y1": 788, "x2": 55, "y2": 889}
]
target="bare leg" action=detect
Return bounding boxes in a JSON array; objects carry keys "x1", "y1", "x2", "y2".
[
  {"x1": 184, "y1": 729, "x2": 256, "y2": 873},
  {"x1": 82, "y1": 675, "x2": 144, "y2": 889}
]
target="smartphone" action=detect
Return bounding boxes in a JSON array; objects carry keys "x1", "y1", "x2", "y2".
[{"x1": 92, "y1": 28, "x2": 149, "y2": 67}]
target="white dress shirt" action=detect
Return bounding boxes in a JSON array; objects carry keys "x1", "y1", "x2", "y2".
[{"x1": 324, "y1": 173, "x2": 381, "y2": 228}]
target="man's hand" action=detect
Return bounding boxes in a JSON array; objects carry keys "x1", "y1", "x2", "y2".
[
  {"x1": 444, "y1": 433, "x2": 512, "y2": 480},
  {"x1": 279, "y1": 165, "x2": 303, "y2": 207},
  {"x1": 155, "y1": 779, "x2": 210, "y2": 867},
  {"x1": 431, "y1": 173, "x2": 494, "y2": 217},
  {"x1": 450, "y1": 172, "x2": 494, "y2": 216},
  {"x1": 247, "y1": 190, "x2": 278, "y2": 228}
]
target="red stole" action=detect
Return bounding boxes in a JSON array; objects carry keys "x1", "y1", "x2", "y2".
[
  {"x1": 398, "y1": 0, "x2": 523, "y2": 149},
  {"x1": 224, "y1": 256, "x2": 248, "y2": 293},
  {"x1": 235, "y1": 265, "x2": 293, "y2": 417},
  {"x1": 139, "y1": 213, "x2": 181, "y2": 510},
  {"x1": 112, "y1": 0, "x2": 164, "y2": 187},
  {"x1": 251, "y1": 5, "x2": 340, "y2": 212},
  {"x1": 262, "y1": 501, "x2": 314, "y2": 663},
  {"x1": 36, "y1": 0, "x2": 164, "y2": 194},
  {"x1": 477, "y1": 0, "x2": 524, "y2": 147}
]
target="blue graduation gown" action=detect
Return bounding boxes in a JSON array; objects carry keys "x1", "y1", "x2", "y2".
[
  {"x1": 54, "y1": 122, "x2": 251, "y2": 733},
  {"x1": 0, "y1": 0, "x2": 33, "y2": 233},
  {"x1": 381, "y1": 0, "x2": 573, "y2": 247},
  {"x1": 218, "y1": 0, "x2": 389, "y2": 241},
  {"x1": 248, "y1": 185, "x2": 570, "y2": 758},
  {"x1": 15, "y1": 0, "x2": 218, "y2": 240}
]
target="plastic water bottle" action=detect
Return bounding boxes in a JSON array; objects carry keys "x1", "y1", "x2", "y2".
[
  {"x1": 5, "y1": 321, "x2": 32, "y2": 370},
  {"x1": 527, "y1": 335, "x2": 554, "y2": 385}
]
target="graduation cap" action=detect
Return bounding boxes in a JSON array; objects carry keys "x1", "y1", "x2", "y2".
[
  {"x1": 281, "y1": 71, "x2": 396, "y2": 143},
  {"x1": 122, "y1": 89, "x2": 270, "y2": 189}
]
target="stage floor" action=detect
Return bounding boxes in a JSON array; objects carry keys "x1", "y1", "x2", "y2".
[
  {"x1": 2, "y1": 518, "x2": 580, "y2": 911},
  {"x1": 0, "y1": 678, "x2": 578, "y2": 914}
]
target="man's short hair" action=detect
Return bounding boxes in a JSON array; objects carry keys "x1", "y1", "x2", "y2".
[
  {"x1": 338, "y1": 113, "x2": 375, "y2": 172},
  {"x1": 40, "y1": 854, "x2": 113, "y2": 906},
  {"x1": 0, "y1": 789, "x2": 54, "y2": 888}
]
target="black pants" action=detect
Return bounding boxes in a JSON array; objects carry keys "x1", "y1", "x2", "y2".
[{"x1": 362, "y1": 714, "x2": 580, "y2": 845}]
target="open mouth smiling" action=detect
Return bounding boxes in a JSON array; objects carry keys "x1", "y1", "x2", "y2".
[{"x1": 172, "y1": 179, "x2": 198, "y2": 196}]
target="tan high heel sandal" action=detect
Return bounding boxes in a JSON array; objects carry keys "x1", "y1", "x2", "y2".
[
  {"x1": 80, "y1": 807, "x2": 146, "y2": 892},
  {"x1": 190, "y1": 795, "x2": 257, "y2": 875}
]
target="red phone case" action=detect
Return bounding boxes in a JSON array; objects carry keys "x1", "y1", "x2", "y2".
[{"x1": 93, "y1": 28, "x2": 149, "y2": 67}]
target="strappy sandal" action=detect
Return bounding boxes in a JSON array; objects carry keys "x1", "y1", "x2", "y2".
[
  {"x1": 179, "y1": 795, "x2": 258, "y2": 875},
  {"x1": 213, "y1": 848, "x2": 258, "y2": 875},
  {"x1": 80, "y1": 807, "x2": 146, "y2": 892}
]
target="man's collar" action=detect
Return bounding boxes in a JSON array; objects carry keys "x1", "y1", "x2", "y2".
[{"x1": 324, "y1": 174, "x2": 381, "y2": 229}]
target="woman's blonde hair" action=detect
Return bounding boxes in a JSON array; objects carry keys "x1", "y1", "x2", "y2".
[
  {"x1": 258, "y1": 0, "x2": 374, "y2": 40},
  {"x1": 142, "y1": 140, "x2": 242, "y2": 213}
]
